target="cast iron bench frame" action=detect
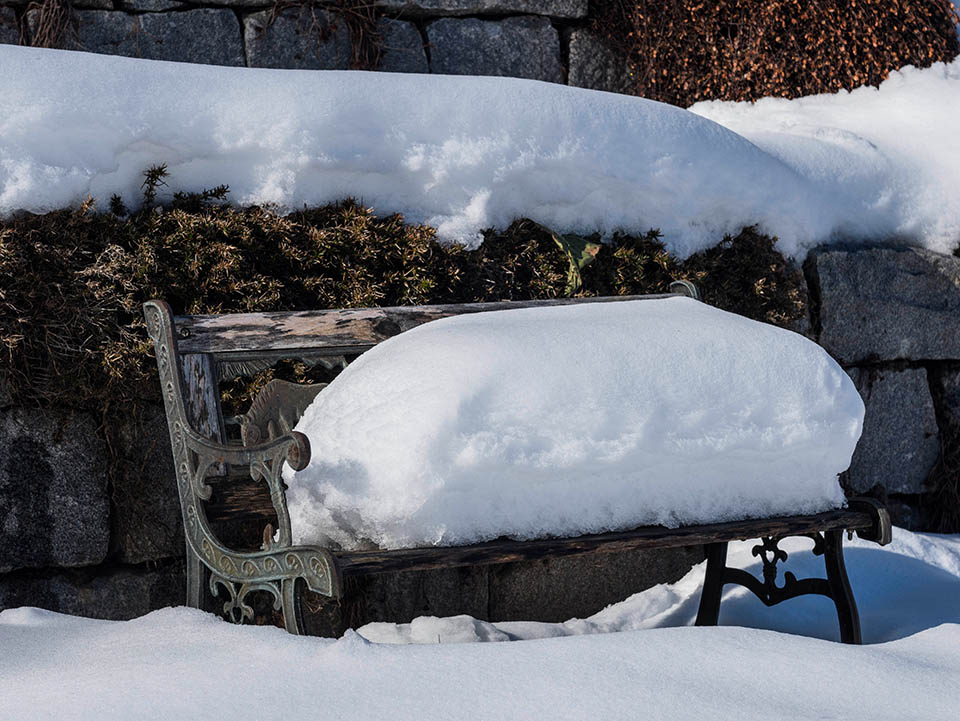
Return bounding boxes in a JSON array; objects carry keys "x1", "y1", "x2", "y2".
[{"x1": 144, "y1": 286, "x2": 891, "y2": 643}]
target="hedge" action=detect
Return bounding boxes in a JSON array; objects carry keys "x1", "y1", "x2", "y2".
[
  {"x1": 591, "y1": 0, "x2": 960, "y2": 106},
  {"x1": 0, "y1": 175, "x2": 806, "y2": 414}
]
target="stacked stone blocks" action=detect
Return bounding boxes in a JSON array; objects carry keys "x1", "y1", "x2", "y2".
[
  {"x1": 807, "y1": 247, "x2": 960, "y2": 524},
  {"x1": 0, "y1": 1, "x2": 610, "y2": 84}
]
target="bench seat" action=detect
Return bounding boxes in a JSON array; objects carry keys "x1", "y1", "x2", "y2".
[{"x1": 144, "y1": 287, "x2": 891, "y2": 643}]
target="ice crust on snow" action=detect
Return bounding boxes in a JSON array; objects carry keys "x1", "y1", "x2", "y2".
[
  {"x1": 2, "y1": 529, "x2": 960, "y2": 721},
  {"x1": 285, "y1": 298, "x2": 860, "y2": 550},
  {"x1": 1, "y1": 45, "x2": 959, "y2": 258}
]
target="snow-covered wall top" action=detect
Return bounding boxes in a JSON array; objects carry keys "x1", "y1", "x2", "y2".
[{"x1": 1, "y1": 44, "x2": 958, "y2": 259}]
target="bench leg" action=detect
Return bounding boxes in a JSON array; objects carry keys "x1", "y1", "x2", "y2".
[
  {"x1": 185, "y1": 541, "x2": 204, "y2": 610},
  {"x1": 281, "y1": 578, "x2": 305, "y2": 635},
  {"x1": 693, "y1": 533, "x2": 863, "y2": 644},
  {"x1": 695, "y1": 542, "x2": 728, "y2": 626},
  {"x1": 823, "y1": 529, "x2": 862, "y2": 644}
]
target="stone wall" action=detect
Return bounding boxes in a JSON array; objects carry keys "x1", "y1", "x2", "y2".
[
  {"x1": 806, "y1": 246, "x2": 960, "y2": 527},
  {"x1": 0, "y1": 0, "x2": 625, "y2": 89},
  {"x1": 2, "y1": 244, "x2": 958, "y2": 625},
  {"x1": 0, "y1": 404, "x2": 187, "y2": 618}
]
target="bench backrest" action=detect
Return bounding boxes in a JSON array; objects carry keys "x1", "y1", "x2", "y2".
[{"x1": 144, "y1": 284, "x2": 699, "y2": 451}]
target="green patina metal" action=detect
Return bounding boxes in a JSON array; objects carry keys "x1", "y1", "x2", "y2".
[{"x1": 144, "y1": 300, "x2": 339, "y2": 635}]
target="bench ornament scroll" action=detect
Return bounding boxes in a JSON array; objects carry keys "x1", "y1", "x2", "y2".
[{"x1": 144, "y1": 300, "x2": 340, "y2": 634}]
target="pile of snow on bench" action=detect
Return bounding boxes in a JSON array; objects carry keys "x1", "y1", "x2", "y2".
[{"x1": 285, "y1": 298, "x2": 863, "y2": 550}]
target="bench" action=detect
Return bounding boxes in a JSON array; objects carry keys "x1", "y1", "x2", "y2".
[{"x1": 143, "y1": 284, "x2": 891, "y2": 643}]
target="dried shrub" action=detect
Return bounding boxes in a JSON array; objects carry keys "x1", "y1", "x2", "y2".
[
  {"x1": 267, "y1": 1, "x2": 384, "y2": 70},
  {"x1": 0, "y1": 198, "x2": 459, "y2": 409},
  {"x1": 926, "y1": 432, "x2": 960, "y2": 532},
  {"x1": 471, "y1": 220, "x2": 581, "y2": 300},
  {"x1": 0, "y1": 201, "x2": 136, "y2": 408},
  {"x1": 592, "y1": 0, "x2": 960, "y2": 105},
  {"x1": 925, "y1": 367, "x2": 960, "y2": 532},
  {"x1": 680, "y1": 226, "x2": 807, "y2": 327},
  {"x1": 578, "y1": 225, "x2": 806, "y2": 328},
  {"x1": 0, "y1": 184, "x2": 805, "y2": 412},
  {"x1": 581, "y1": 229, "x2": 681, "y2": 297},
  {"x1": 25, "y1": 0, "x2": 73, "y2": 49}
]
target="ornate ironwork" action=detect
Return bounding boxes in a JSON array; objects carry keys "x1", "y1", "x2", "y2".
[
  {"x1": 697, "y1": 529, "x2": 862, "y2": 643},
  {"x1": 733, "y1": 534, "x2": 831, "y2": 606},
  {"x1": 240, "y1": 379, "x2": 326, "y2": 450},
  {"x1": 747, "y1": 533, "x2": 823, "y2": 606},
  {"x1": 144, "y1": 300, "x2": 341, "y2": 634},
  {"x1": 209, "y1": 573, "x2": 282, "y2": 623}
]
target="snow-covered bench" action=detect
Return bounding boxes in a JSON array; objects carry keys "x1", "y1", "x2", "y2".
[{"x1": 144, "y1": 286, "x2": 891, "y2": 643}]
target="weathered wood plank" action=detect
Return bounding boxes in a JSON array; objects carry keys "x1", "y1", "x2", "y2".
[
  {"x1": 180, "y1": 353, "x2": 227, "y2": 476},
  {"x1": 206, "y1": 478, "x2": 277, "y2": 523},
  {"x1": 203, "y1": 484, "x2": 875, "y2": 574},
  {"x1": 174, "y1": 294, "x2": 682, "y2": 358},
  {"x1": 334, "y1": 510, "x2": 875, "y2": 576}
]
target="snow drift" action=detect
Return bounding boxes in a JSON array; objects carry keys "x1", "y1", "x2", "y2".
[
  {"x1": 2, "y1": 528, "x2": 960, "y2": 721},
  {"x1": 690, "y1": 59, "x2": 960, "y2": 256},
  {"x1": 1, "y1": 45, "x2": 959, "y2": 258},
  {"x1": 357, "y1": 529, "x2": 960, "y2": 645},
  {"x1": 285, "y1": 298, "x2": 861, "y2": 550}
]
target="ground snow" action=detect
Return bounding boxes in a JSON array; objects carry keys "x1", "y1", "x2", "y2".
[
  {"x1": 286, "y1": 298, "x2": 860, "y2": 550},
  {"x1": 359, "y1": 529, "x2": 960, "y2": 646},
  {"x1": 2, "y1": 528, "x2": 959, "y2": 721},
  {"x1": 1, "y1": 45, "x2": 959, "y2": 257}
]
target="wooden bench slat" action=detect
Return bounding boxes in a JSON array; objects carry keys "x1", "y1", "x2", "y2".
[
  {"x1": 174, "y1": 294, "x2": 681, "y2": 358},
  {"x1": 206, "y1": 477, "x2": 276, "y2": 522},
  {"x1": 335, "y1": 510, "x2": 872, "y2": 575},
  {"x1": 204, "y1": 476, "x2": 873, "y2": 577},
  {"x1": 180, "y1": 353, "x2": 228, "y2": 476}
]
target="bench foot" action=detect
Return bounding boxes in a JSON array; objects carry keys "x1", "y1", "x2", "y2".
[
  {"x1": 694, "y1": 542, "x2": 728, "y2": 627},
  {"x1": 695, "y1": 531, "x2": 862, "y2": 644},
  {"x1": 186, "y1": 542, "x2": 205, "y2": 610},
  {"x1": 823, "y1": 529, "x2": 861, "y2": 644},
  {"x1": 189, "y1": 558, "x2": 313, "y2": 634},
  {"x1": 281, "y1": 578, "x2": 306, "y2": 635}
]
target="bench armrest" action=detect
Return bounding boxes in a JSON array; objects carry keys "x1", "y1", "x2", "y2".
[
  {"x1": 175, "y1": 421, "x2": 340, "y2": 612},
  {"x1": 144, "y1": 299, "x2": 340, "y2": 618},
  {"x1": 847, "y1": 497, "x2": 893, "y2": 546},
  {"x1": 180, "y1": 425, "x2": 310, "y2": 498},
  {"x1": 173, "y1": 419, "x2": 308, "y2": 546}
]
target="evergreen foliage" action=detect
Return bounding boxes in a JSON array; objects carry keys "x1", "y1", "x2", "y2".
[{"x1": 0, "y1": 171, "x2": 805, "y2": 413}]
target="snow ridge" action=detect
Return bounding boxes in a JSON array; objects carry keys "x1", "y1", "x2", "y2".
[{"x1": 2, "y1": 45, "x2": 959, "y2": 258}]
